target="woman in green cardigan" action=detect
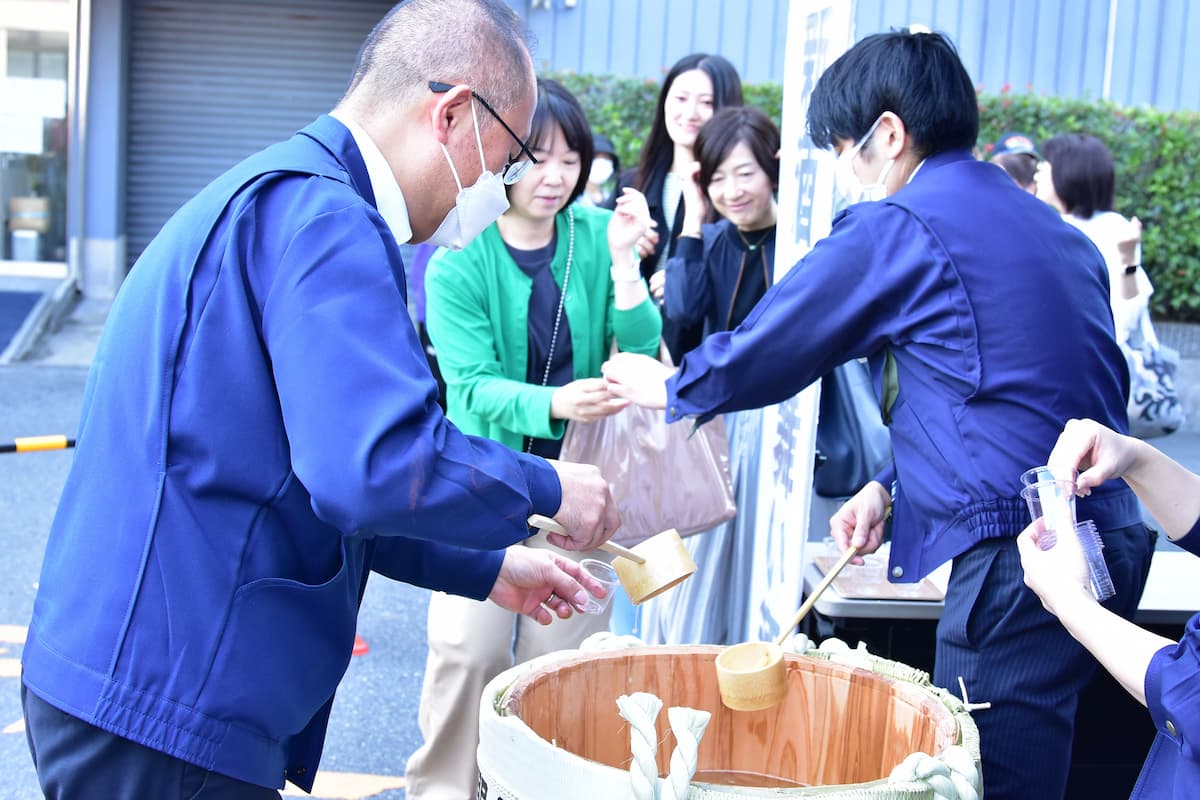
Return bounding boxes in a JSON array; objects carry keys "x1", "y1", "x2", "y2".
[{"x1": 405, "y1": 79, "x2": 662, "y2": 799}]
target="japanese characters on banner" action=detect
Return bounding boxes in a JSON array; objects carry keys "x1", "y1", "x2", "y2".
[{"x1": 745, "y1": 0, "x2": 854, "y2": 642}]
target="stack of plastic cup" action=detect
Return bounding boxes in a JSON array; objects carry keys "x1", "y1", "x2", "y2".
[{"x1": 1019, "y1": 466, "x2": 1115, "y2": 602}]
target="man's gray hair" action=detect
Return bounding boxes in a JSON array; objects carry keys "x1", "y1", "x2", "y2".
[{"x1": 343, "y1": 0, "x2": 533, "y2": 119}]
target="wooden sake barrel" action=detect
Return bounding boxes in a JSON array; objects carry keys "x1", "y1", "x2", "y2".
[
  {"x1": 8, "y1": 196, "x2": 50, "y2": 233},
  {"x1": 478, "y1": 645, "x2": 980, "y2": 799}
]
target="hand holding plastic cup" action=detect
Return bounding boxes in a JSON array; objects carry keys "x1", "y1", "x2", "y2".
[
  {"x1": 575, "y1": 559, "x2": 619, "y2": 615},
  {"x1": 1019, "y1": 467, "x2": 1116, "y2": 601},
  {"x1": 1019, "y1": 478, "x2": 1077, "y2": 550}
]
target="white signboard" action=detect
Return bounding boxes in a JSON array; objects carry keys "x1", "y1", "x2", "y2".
[{"x1": 745, "y1": 0, "x2": 854, "y2": 642}]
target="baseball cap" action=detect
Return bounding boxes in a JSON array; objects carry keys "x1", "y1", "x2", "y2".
[{"x1": 992, "y1": 132, "x2": 1039, "y2": 158}]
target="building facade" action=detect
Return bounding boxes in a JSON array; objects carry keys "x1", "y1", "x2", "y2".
[{"x1": 1, "y1": 0, "x2": 1196, "y2": 298}]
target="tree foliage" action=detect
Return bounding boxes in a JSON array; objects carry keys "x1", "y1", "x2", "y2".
[{"x1": 548, "y1": 71, "x2": 1200, "y2": 320}]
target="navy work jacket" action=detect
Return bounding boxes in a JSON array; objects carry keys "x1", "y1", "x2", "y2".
[
  {"x1": 21, "y1": 116, "x2": 559, "y2": 791},
  {"x1": 666, "y1": 150, "x2": 1141, "y2": 582}
]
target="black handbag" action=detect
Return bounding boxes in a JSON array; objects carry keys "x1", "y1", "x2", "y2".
[{"x1": 813, "y1": 359, "x2": 893, "y2": 498}]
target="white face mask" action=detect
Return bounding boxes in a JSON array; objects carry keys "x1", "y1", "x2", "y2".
[
  {"x1": 425, "y1": 100, "x2": 511, "y2": 251},
  {"x1": 833, "y1": 115, "x2": 895, "y2": 205},
  {"x1": 589, "y1": 158, "x2": 614, "y2": 186}
]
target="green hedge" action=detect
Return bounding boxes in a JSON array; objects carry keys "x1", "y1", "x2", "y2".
[{"x1": 548, "y1": 71, "x2": 1200, "y2": 321}]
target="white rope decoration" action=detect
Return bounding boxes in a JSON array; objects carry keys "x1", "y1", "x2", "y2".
[
  {"x1": 663, "y1": 706, "x2": 712, "y2": 800},
  {"x1": 617, "y1": 692, "x2": 663, "y2": 800},
  {"x1": 956, "y1": 676, "x2": 992, "y2": 712},
  {"x1": 888, "y1": 745, "x2": 981, "y2": 800}
]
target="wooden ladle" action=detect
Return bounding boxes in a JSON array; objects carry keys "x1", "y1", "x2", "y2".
[
  {"x1": 528, "y1": 514, "x2": 696, "y2": 604},
  {"x1": 715, "y1": 545, "x2": 859, "y2": 711}
]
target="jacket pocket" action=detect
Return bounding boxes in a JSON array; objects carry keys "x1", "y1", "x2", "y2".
[{"x1": 203, "y1": 538, "x2": 359, "y2": 738}]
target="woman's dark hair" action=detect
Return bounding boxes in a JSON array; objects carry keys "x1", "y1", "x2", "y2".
[
  {"x1": 695, "y1": 106, "x2": 781, "y2": 197},
  {"x1": 634, "y1": 53, "x2": 743, "y2": 192},
  {"x1": 807, "y1": 29, "x2": 977, "y2": 159},
  {"x1": 512, "y1": 77, "x2": 594, "y2": 206},
  {"x1": 1041, "y1": 133, "x2": 1115, "y2": 219}
]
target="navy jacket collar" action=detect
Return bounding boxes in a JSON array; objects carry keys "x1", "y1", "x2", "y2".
[{"x1": 297, "y1": 114, "x2": 377, "y2": 209}]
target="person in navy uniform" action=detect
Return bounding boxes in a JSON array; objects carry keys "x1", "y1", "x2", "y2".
[
  {"x1": 20, "y1": 2, "x2": 620, "y2": 798},
  {"x1": 604, "y1": 29, "x2": 1153, "y2": 800}
]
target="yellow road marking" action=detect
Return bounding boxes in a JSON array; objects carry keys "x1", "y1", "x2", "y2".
[
  {"x1": 282, "y1": 772, "x2": 406, "y2": 798},
  {"x1": 0, "y1": 625, "x2": 27, "y2": 644}
]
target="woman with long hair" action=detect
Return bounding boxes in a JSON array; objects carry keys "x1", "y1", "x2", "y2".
[
  {"x1": 612, "y1": 52, "x2": 743, "y2": 360},
  {"x1": 404, "y1": 78, "x2": 662, "y2": 798}
]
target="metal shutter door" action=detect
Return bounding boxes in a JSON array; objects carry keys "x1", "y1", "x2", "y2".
[{"x1": 126, "y1": 0, "x2": 394, "y2": 267}]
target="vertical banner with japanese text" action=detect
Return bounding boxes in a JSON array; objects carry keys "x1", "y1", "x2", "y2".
[{"x1": 745, "y1": 0, "x2": 854, "y2": 642}]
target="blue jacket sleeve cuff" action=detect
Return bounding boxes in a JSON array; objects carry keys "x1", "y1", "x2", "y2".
[
  {"x1": 673, "y1": 235, "x2": 704, "y2": 261},
  {"x1": 518, "y1": 452, "x2": 563, "y2": 517},
  {"x1": 371, "y1": 538, "x2": 505, "y2": 601}
]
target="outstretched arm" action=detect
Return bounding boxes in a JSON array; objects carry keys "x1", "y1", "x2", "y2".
[{"x1": 1048, "y1": 418, "x2": 1200, "y2": 541}]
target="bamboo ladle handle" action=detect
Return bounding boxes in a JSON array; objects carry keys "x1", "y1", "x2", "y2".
[
  {"x1": 527, "y1": 513, "x2": 647, "y2": 565},
  {"x1": 773, "y1": 545, "x2": 859, "y2": 647}
]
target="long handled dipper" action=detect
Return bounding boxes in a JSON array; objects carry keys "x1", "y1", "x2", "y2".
[
  {"x1": 528, "y1": 514, "x2": 696, "y2": 603},
  {"x1": 715, "y1": 545, "x2": 859, "y2": 711}
]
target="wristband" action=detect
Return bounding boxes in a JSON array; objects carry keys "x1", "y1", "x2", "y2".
[
  {"x1": 1124, "y1": 264, "x2": 1139, "y2": 275},
  {"x1": 611, "y1": 264, "x2": 642, "y2": 283}
]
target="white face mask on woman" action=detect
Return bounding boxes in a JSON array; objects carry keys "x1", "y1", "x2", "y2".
[
  {"x1": 426, "y1": 99, "x2": 511, "y2": 251},
  {"x1": 833, "y1": 114, "x2": 895, "y2": 205},
  {"x1": 589, "y1": 158, "x2": 615, "y2": 186}
]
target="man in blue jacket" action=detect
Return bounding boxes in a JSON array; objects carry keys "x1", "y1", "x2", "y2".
[
  {"x1": 20, "y1": 2, "x2": 621, "y2": 797},
  {"x1": 604, "y1": 30, "x2": 1154, "y2": 800}
]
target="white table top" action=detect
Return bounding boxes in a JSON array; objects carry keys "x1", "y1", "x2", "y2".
[{"x1": 804, "y1": 547, "x2": 1198, "y2": 626}]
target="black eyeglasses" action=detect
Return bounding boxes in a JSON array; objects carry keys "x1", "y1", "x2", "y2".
[{"x1": 429, "y1": 81, "x2": 538, "y2": 184}]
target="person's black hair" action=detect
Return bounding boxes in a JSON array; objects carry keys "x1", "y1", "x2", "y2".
[
  {"x1": 992, "y1": 152, "x2": 1037, "y2": 190},
  {"x1": 592, "y1": 133, "x2": 620, "y2": 176},
  {"x1": 1040, "y1": 133, "x2": 1115, "y2": 219},
  {"x1": 635, "y1": 53, "x2": 744, "y2": 192},
  {"x1": 807, "y1": 29, "x2": 978, "y2": 159},
  {"x1": 512, "y1": 78, "x2": 594, "y2": 206},
  {"x1": 695, "y1": 106, "x2": 781, "y2": 198}
]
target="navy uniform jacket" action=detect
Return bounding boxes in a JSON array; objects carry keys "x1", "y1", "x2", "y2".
[
  {"x1": 21, "y1": 116, "x2": 560, "y2": 791},
  {"x1": 666, "y1": 149, "x2": 1141, "y2": 582},
  {"x1": 1135, "y1": 522, "x2": 1200, "y2": 799}
]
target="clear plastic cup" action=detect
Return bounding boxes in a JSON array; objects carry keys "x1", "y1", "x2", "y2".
[
  {"x1": 1020, "y1": 465, "x2": 1077, "y2": 487},
  {"x1": 1020, "y1": 478, "x2": 1077, "y2": 549},
  {"x1": 845, "y1": 555, "x2": 886, "y2": 584},
  {"x1": 576, "y1": 559, "x2": 619, "y2": 615}
]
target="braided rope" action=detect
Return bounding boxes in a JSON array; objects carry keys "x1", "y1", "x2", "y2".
[
  {"x1": 888, "y1": 746, "x2": 981, "y2": 800},
  {"x1": 664, "y1": 706, "x2": 711, "y2": 800},
  {"x1": 617, "y1": 692, "x2": 663, "y2": 800}
]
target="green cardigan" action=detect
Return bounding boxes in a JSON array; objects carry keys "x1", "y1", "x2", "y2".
[{"x1": 425, "y1": 204, "x2": 662, "y2": 452}]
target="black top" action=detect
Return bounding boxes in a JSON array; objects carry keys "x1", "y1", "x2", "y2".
[
  {"x1": 663, "y1": 219, "x2": 776, "y2": 337},
  {"x1": 507, "y1": 235, "x2": 573, "y2": 459}
]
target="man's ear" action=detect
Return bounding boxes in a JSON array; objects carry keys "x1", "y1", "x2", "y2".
[
  {"x1": 874, "y1": 111, "x2": 908, "y2": 161},
  {"x1": 429, "y1": 84, "x2": 474, "y2": 146}
]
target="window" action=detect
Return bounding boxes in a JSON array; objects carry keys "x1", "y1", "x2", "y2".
[{"x1": 2, "y1": 24, "x2": 70, "y2": 263}]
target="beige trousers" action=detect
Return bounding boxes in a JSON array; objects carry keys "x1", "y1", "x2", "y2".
[{"x1": 403, "y1": 535, "x2": 613, "y2": 800}]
